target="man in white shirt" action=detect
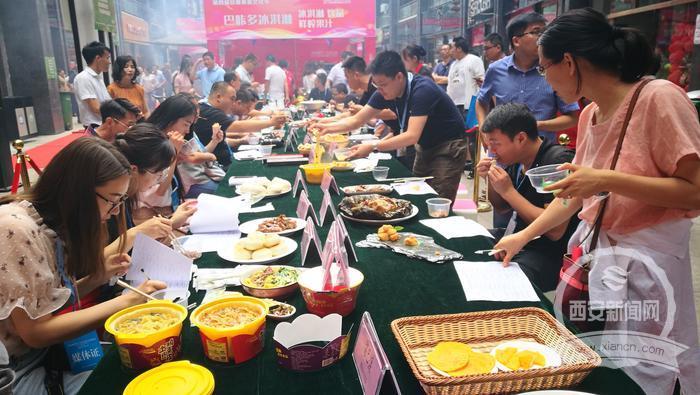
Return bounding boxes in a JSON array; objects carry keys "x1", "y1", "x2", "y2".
[
  {"x1": 264, "y1": 55, "x2": 288, "y2": 108},
  {"x1": 446, "y1": 36, "x2": 485, "y2": 118},
  {"x1": 73, "y1": 41, "x2": 112, "y2": 127},
  {"x1": 235, "y1": 53, "x2": 259, "y2": 88},
  {"x1": 326, "y1": 51, "x2": 353, "y2": 88}
]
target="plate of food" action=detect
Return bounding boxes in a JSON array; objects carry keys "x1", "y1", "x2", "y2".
[
  {"x1": 235, "y1": 177, "x2": 292, "y2": 198},
  {"x1": 239, "y1": 215, "x2": 306, "y2": 235},
  {"x1": 331, "y1": 161, "x2": 355, "y2": 171},
  {"x1": 341, "y1": 184, "x2": 393, "y2": 195},
  {"x1": 427, "y1": 342, "x2": 498, "y2": 377},
  {"x1": 218, "y1": 232, "x2": 298, "y2": 264},
  {"x1": 239, "y1": 265, "x2": 301, "y2": 299},
  {"x1": 297, "y1": 143, "x2": 313, "y2": 155},
  {"x1": 338, "y1": 194, "x2": 418, "y2": 224},
  {"x1": 490, "y1": 340, "x2": 562, "y2": 371}
]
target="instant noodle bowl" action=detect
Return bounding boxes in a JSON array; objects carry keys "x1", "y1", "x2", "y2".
[
  {"x1": 298, "y1": 267, "x2": 364, "y2": 317},
  {"x1": 105, "y1": 301, "x2": 187, "y2": 370},
  {"x1": 191, "y1": 296, "x2": 267, "y2": 364}
]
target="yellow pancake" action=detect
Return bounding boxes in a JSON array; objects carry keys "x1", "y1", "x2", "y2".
[
  {"x1": 448, "y1": 350, "x2": 496, "y2": 376},
  {"x1": 426, "y1": 342, "x2": 471, "y2": 372}
]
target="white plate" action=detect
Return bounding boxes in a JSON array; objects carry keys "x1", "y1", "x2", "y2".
[
  {"x1": 340, "y1": 205, "x2": 419, "y2": 224},
  {"x1": 490, "y1": 340, "x2": 562, "y2": 371},
  {"x1": 217, "y1": 236, "x2": 298, "y2": 264},
  {"x1": 239, "y1": 217, "x2": 306, "y2": 235},
  {"x1": 235, "y1": 184, "x2": 292, "y2": 198},
  {"x1": 342, "y1": 184, "x2": 393, "y2": 195},
  {"x1": 429, "y1": 361, "x2": 498, "y2": 377}
]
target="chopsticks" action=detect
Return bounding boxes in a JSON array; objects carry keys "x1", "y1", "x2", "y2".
[
  {"x1": 385, "y1": 176, "x2": 434, "y2": 183},
  {"x1": 474, "y1": 249, "x2": 504, "y2": 256},
  {"x1": 115, "y1": 279, "x2": 156, "y2": 301},
  {"x1": 156, "y1": 214, "x2": 186, "y2": 254}
]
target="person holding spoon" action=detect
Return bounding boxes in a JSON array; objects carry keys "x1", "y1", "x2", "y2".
[{"x1": 493, "y1": 9, "x2": 700, "y2": 394}]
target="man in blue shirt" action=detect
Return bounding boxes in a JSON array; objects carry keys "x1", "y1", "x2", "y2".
[
  {"x1": 431, "y1": 44, "x2": 453, "y2": 91},
  {"x1": 475, "y1": 13, "x2": 579, "y2": 142},
  {"x1": 194, "y1": 51, "x2": 225, "y2": 97}
]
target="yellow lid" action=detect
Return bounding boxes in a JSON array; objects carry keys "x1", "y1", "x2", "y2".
[{"x1": 123, "y1": 361, "x2": 214, "y2": 395}]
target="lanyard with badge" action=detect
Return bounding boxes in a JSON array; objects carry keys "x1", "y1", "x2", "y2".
[
  {"x1": 55, "y1": 239, "x2": 104, "y2": 373},
  {"x1": 394, "y1": 73, "x2": 414, "y2": 157},
  {"x1": 504, "y1": 163, "x2": 532, "y2": 237}
]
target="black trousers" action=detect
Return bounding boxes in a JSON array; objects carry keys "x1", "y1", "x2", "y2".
[{"x1": 489, "y1": 228, "x2": 563, "y2": 292}]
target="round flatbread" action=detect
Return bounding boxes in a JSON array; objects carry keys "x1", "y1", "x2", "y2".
[
  {"x1": 448, "y1": 350, "x2": 496, "y2": 376},
  {"x1": 426, "y1": 342, "x2": 471, "y2": 372}
]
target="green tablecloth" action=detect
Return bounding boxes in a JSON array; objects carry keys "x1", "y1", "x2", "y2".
[{"x1": 79, "y1": 150, "x2": 644, "y2": 394}]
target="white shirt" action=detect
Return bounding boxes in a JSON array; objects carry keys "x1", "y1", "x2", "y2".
[
  {"x1": 446, "y1": 54, "x2": 485, "y2": 108},
  {"x1": 73, "y1": 66, "x2": 111, "y2": 126},
  {"x1": 302, "y1": 73, "x2": 317, "y2": 94},
  {"x1": 235, "y1": 64, "x2": 253, "y2": 84},
  {"x1": 326, "y1": 61, "x2": 347, "y2": 87},
  {"x1": 265, "y1": 64, "x2": 286, "y2": 100}
]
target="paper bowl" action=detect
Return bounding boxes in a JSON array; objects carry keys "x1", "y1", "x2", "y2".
[
  {"x1": 297, "y1": 267, "x2": 364, "y2": 317},
  {"x1": 190, "y1": 296, "x2": 267, "y2": 364},
  {"x1": 105, "y1": 301, "x2": 187, "y2": 370},
  {"x1": 300, "y1": 163, "x2": 333, "y2": 184},
  {"x1": 240, "y1": 266, "x2": 300, "y2": 299},
  {"x1": 300, "y1": 100, "x2": 327, "y2": 111}
]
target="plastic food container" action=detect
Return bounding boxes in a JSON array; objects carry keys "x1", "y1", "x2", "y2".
[
  {"x1": 190, "y1": 296, "x2": 267, "y2": 364},
  {"x1": 259, "y1": 145, "x2": 273, "y2": 156},
  {"x1": 300, "y1": 163, "x2": 333, "y2": 184},
  {"x1": 525, "y1": 164, "x2": 568, "y2": 193},
  {"x1": 372, "y1": 166, "x2": 389, "y2": 181},
  {"x1": 426, "y1": 198, "x2": 451, "y2": 218},
  {"x1": 334, "y1": 147, "x2": 352, "y2": 161},
  {"x1": 123, "y1": 360, "x2": 214, "y2": 395},
  {"x1": 298, "y1": 267, "x2": 364, "y2": 317},
  {"x1": 104, "y1": 301, "x2": 187, "y2": 370}
]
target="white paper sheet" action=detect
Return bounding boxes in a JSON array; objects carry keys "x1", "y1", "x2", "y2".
[
  {"x1": 419, "y1": 216, "x2": 494, "y2": 239},
  {"x1": 237, "y1": 144, "x2": 262, "y2": 151},
  {"x1": 453, "y1": 261, "x2": 540, "y2": 302},
  {"x1": 178, "y1": 231, "x2": 241, "y2": 253},
  {"x1": 392, "y1": 181, "x2": 438, "y2": 196},
  {"x1": 368, "y1": 152, "x2": 392, "y2": 161},
  {"x1": 234, "y1": 150, "x2": 263, "y2": 160},
  {"x1": 189, "y1": 194, "x2": 243, "y2": 234},
  {"x1": 352, "y1": 158, "x2": 378, "y2": 173},
  {"x1": 126, "y1": 234, "x2": 193, "y2": 290}
]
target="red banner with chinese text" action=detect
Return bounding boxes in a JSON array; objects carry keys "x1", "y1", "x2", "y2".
[{"x1": 204, "y1": 0, "x2": 376, "y2": 40}]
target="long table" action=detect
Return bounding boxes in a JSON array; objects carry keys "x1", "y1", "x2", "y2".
[{"x1": 79, "y1": 150, "x2": 644, "y2": 394}]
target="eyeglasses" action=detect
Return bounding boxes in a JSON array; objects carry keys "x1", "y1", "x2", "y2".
[
  {"x1": 517, "y1": 29, "x2": 544, "y2": 38},
  {"x1": 113, "y1": 117, "x2": 136, "y2": 128},
  {"x1": 537, "y1": 60, "x2": 559, "y2": 76},
  {"x1": 146, "y1": 167, "x2": 169, "y2": 183},
  {"x1": 95, "y1": 192, "x2": 128, "y2": 215}
]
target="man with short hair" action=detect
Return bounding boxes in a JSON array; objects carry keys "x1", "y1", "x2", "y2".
[
  {"x1": 331, "y1": 83, "x2": 358, "y2": 107},
  {"x1": 432, "y1": 44, "x2": 453, "y2": 91},
  {"x1": 475, "y1": 13, "x2": 579, "y2": 143},
  {"x1": 73, "y1": 41, "x2": 112, "y2": 127},
  {"x1": 309, "y1": 73, "x2": 331, "y2": 102},
  {"x1": 84, "y1": 98, "x2": 140, "y2": 142},
  {"x1": 224, "y1": 71, "x2": 241, "y2": 93},
  {"x1": 327, "y1": 51, "x2": 353, "y2": 89},
  {"x1": 264, "y1": 55, "x2": 288, "y2": 108},
  {"x1": 317, "y1": 51, "x2": 468, "y2": 202},
  {"x1": 235, "y1": 53, "x2": 258, "y2": 88},
  {"x1": 447, "y1": 37, "x2": 485, "y2": 117},
  {"x1": 483, "y1": 33, "x2": 506, "y2": 64},
  {"x1": 476, "y1": 103, "x2": 578, "y2": 291},
  {"x1": 193, "y1": 51, "x2": 225, "y2": 97}
]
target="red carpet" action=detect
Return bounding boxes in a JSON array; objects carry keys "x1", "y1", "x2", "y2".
[{"x1": 14, "y1": 132, "x2": 83, "y2": 169}]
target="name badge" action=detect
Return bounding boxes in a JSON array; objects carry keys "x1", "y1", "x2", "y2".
[{"x1": 64, "y1": 330, "x2": 104, "y2": 373}]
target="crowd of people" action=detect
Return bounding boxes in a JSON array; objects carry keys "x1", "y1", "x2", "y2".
[{"x1": 2, "y1": 7, "x2": 699, "y2": 395}]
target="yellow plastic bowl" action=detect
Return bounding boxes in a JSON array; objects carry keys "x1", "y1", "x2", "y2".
[
  {"x1": 300, "y1": 163, "x2": 333, "y2": 184},
  {"x1": 190, "y1": 296, "x2": 267, "y2": 364},
  {"x1": 105, "y1": 301, "x2": 187, "y2": 370}
]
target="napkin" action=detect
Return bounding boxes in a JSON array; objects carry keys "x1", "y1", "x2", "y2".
[
  {"x1": 392, "y1": 181, "x2": 437, "y2": 196},
  {"x1": 419, "y1": 216, "x2": 494, "y2": 239},
  {"x1": 352, "y1": 158, "x2": 378, "y2": 173},
  {"x1": 234, "y1": 150, "x2": 263, "y2": 161},
  {"x1": 368, "y1": 152, "x2": 392, "y2": 161}
]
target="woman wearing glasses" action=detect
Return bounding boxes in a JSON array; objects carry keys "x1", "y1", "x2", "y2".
[
  {"x1": 104, "y1": 123, "x2": 197, "y2": 257},
  {"x1": 495, "y1": 8, "x2": 700, "y2": 394},
  {"x1": 0, "y1": 138, "x2": 165, "y2": 394}
]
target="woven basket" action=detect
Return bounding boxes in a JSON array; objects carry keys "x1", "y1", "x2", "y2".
[{"x1": 391, "y1": 307, "x2": 601, "y2": 395}]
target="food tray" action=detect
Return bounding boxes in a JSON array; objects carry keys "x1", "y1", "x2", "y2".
[{"x1": 391, "y1": 307, "x2": 601, "y2": 395}]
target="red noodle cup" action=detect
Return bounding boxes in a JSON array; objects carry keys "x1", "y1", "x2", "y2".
[
  {"x1": 297, "y1": 267, "x2": 364, "y2": 317},
  {"x1": 190, "y1": 296, "x2": 267, "y2": 364}
]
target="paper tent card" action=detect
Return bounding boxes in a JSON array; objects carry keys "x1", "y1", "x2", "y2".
[{"x1": 273, "y1": 313, "x2": 352, "y2": 372}]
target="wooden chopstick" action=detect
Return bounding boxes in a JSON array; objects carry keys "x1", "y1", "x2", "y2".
[{"x1": 115, "y1": 279, "x2": 156, "y2": 301}]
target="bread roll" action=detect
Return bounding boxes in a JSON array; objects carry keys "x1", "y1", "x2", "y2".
[
  {"x1": 263, "y1": 233, "x2": 281, "y2": 248},
  {"x1": 252, "y1": 248, "x2": 273, "y2": 260},
  {"x1": 243, "y1": 237, "x2": 264, "y2": 251}
]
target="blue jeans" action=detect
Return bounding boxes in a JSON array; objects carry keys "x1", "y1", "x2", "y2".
[{"x1": 184, "y1": 180, "x2": 219, "y2": 199}]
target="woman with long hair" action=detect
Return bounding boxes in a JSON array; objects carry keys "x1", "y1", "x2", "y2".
[
  {"x1": 0, "y1": 138, "x2": 164, "y2": 394},
  {"x1": 107, "y1": 55, "x2": 147, "y2": 118},
  {"x1": 495, "y1": 8, "x2": 700, "y2": 393},
  {"x1": 104, "y1": 123, "x2": 196, "y2": 256},
  {"x1": 173, "y1": 55, "x2": 195, "y2": 95}
]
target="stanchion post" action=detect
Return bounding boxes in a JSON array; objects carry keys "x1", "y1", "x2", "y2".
[
  {"x1": 10, "y1": 139, "x2": 42, "y2": 194},
  {"x1": 472, "y1": 131, "x2": 492, "y2": 213}
]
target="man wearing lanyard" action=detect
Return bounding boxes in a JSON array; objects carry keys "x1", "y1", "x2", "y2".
[
  {"x1": 316, "y1": 51, "x2": 467, "y2": 202},
  {"x1": 475, "y1": 103, "x2": 578, "y2": 291}
]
